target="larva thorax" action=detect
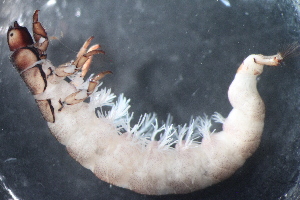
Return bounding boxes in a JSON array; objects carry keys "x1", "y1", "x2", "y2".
[{"x1": 7, "y1": 10, "x2": 296, "y2": 195}]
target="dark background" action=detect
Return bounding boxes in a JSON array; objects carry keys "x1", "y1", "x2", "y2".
[{"x1": 0, "y1": 0, "x2": 300, "y2": 199}]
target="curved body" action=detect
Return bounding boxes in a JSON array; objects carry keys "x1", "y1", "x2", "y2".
[{"x1": 7, "y1": 11, "x2": 285, "y2": 195}]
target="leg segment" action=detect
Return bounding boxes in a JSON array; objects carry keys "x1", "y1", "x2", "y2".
[
  {"x1": 32, "y1": 10, "x2": 49, "y2": 59},
  {"x1": 61, "y1": 71, "x2": 112, "y2": 106},
  {"x1": 54, "y1": 37, "x2": 111, "y2": 107},
  {"x1": 81, "y1": 44, "x2": 102, "y2": 77},
  {"x1": 54, "y1": 37, "x2": 105, "y2": 77}
]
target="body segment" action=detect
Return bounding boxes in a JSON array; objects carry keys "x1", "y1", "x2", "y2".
[{"x1": 7, "y1": 10, "x2": 289, "y2": 195}]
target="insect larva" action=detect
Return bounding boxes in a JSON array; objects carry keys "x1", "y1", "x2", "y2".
[{"x1": 6, "y1": 10, "x2": 295, "y2": 195}]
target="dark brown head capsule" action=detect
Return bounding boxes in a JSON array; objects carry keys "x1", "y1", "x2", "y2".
[{"x1": 7, "y1": 21, "x2": 34, "y2": 51}]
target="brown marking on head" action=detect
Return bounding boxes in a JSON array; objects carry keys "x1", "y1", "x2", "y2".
[{"x1": 7, "y1": 21, "x2": 34, "y2": 51}]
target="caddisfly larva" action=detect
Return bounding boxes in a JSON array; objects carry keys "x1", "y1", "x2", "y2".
[{"x1": 7, "y1": 10, "x2": 298, "y2": 195}]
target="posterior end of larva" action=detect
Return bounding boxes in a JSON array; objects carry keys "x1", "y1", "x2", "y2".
[
  {"x1": 238, "y1": 42, "x2": 300, "y2": 75},
  {"x1": 278, "y1": 41, "x2": 300, "y2": 60},
  {"x1": 255, "y1": 42, "x2": 300, "y2": 66}
]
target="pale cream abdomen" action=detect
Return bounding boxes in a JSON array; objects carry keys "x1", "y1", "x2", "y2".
[{"x1": 7, "y1": 10, "x2": 290, "y2": 195}]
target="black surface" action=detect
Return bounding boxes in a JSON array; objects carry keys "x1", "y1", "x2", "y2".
[{"x1": 1, "y1": 0, "x2": 300, "y2": 199}]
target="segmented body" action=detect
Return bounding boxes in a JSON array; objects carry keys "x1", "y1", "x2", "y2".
[{"x1": 7, "y1": 10, "x2": 286, "y2": 195}]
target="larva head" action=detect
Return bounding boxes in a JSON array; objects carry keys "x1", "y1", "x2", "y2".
[{"x1": 7, "y1": 21, "x2": 34, "y2": 51}]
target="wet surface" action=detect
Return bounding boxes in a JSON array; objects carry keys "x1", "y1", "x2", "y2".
[{"x1": 0, "y1": 0, "x2": 300, "y2": 199}]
